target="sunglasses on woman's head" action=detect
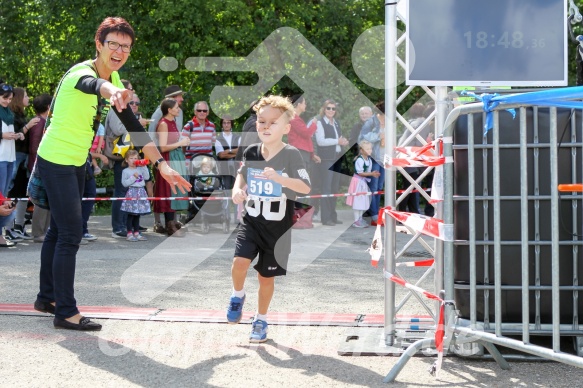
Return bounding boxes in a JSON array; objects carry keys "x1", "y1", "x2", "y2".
[{"x1": 0, "y1": 84, "x2": 13, "y2": 92}]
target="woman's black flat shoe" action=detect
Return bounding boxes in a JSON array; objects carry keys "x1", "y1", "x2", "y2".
[
  {"x1": 53, "y1": 317, "x2": 102, "y2": 331},
  {"x1": 34, "y1": 300, "x2": 55, "y2": 314}
]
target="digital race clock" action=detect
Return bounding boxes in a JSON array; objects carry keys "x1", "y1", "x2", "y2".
[{"x1": 406, "y1": 0, "x2": 567, "y2": 86}]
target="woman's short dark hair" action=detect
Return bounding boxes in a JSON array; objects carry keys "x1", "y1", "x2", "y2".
[
  {"x1": 32, "y1": 94, "x2": 52, "y2": 114},
  {"x1": 290, "y1": 94, "x2": 304, "y2": 107},
  {"x1": 0, "y1": 83, "x2": 14, "y2": 99},
  {"x1": 220, "y1": 116, "x2": 233, "y2": 127},
  {"x1": 161, "y1": 98, "x2": 177, "y2": 116},
  {"x1": 94, "y1": 17, "x2": 135, "y2": 45}
]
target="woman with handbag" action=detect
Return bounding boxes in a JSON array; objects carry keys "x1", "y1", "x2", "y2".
[
  {"x1": 33, "y1": 17, "x2": 191, "y2": 331},
  {"x1": 153, "y1": 98, "x2": 190, "y2": 236}
]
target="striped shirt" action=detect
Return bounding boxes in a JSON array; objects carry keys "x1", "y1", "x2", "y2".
[{"x1": 181, "y1": 118, "x2": 216, "y2": 159}]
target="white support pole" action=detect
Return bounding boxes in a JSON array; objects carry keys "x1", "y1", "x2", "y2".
[{"x1": 384, "y1": 0, "x2": 398, "y2": 346}]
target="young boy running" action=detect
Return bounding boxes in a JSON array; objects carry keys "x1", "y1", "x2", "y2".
[{"x1": 228, "y1": 95, "x2": 311, "y2": 342}]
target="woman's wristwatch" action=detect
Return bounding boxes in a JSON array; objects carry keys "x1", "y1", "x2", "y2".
[{"x1": 154, "y1": 158, "x2": 165, "y2": 170}]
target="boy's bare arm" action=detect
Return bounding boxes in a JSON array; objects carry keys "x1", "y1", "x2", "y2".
[{"x1": 232, "y1": 174, "x2": 248, "y2": 204}]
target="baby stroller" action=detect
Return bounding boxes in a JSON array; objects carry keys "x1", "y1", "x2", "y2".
[{"x1": 186, "y1": 154, "x2": 231, "y2": 234}]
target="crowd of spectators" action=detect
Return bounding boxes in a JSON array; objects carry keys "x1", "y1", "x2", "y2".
[{"x1": 1, "y1": 75, "x2": 438, "y2": 248}]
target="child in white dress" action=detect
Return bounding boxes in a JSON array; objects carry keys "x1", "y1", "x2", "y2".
[{"x1": 346, "y1": 140, "x2": 380, "y2": 228}]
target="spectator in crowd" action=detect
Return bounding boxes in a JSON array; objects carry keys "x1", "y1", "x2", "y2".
[
  {"x1": 346, "y1": 140, "x2": 378, "y2": 228},
  {"x1": 359, "y1": 101, "x2": 386, "y2": 226},
  {"x1": 289, "y1": 95, "x2": 318, "y2": 172},
  {"x1": 130, "y1": 92, "x2": 154, "y2": 209},
  {"x1": 81, "y1": 148, "x2": 109, "y2": 244},
  {"x1": 6, "y1": 87, "x2": 40, "y2": 241},
  {"x1": 33, "y1": 17, "x2": 190, "y2": 331},
  {"x1": 104, "y1": 96, "x2": 130, "y2": 238},
  {"x1": 148, "y1": 85, "x2": 184, "y2": 138},
  {"x1": 182, "y1": 101, "x2": 216, "y2": 161},
  {"x1": 234, "y1": 100, "x2": 259, "y2": 162},
  {"x1": 120, "y1": 149, "x2": 150, "y2": 241},
  {"x1": 8, "y1": 87, "x2": 40, "y2": 191},
  {"x1": 27, "y1": 94, "x2": 52, "y2": 243},
  {"x1": 288, "y1": 94, "x2": 319, "y2": 222},
  {"x1": 89, "y1": 121, "x2": 105, "y2": 175},
  {"x1": 315, "y1": 99, "x2": 348, "y2": 226},
  {"x1": 306, "y1": 114, "x2": 323, "y2": 220},
  {"x1": 148, "y1": 86, "x2": 184, "y2": 233},
  {"x1": 154, "y1": 98, "x2": 190, "y2": 236},
  {"x1": 0, "y1": 83, "x2": 22, "y2": 242},
  {"x1": 215, "y1": 116, "x2": 240, "y2": 191},
  {"x1": 131, "y1": 92, "x2": 150, "y2": 128},
  {"x1": 0, "y1": 198, "x2": 16, "y2": 247},
  {"x1": 349, "y1": 106, "x2": 373, "y2": 156}
]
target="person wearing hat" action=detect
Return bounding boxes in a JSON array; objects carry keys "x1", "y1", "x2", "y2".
[{"x1": 148, "y1": 85, "x2": 184, "y2": 138}]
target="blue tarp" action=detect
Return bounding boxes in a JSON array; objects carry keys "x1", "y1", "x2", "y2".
[{"x1": 462, "y1": 86, "x2": 583, "y2": 133}]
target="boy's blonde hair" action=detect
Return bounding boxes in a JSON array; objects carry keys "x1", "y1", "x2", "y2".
[{"x1": 253, "y1": 95, "x2": 295, "y2": 122}]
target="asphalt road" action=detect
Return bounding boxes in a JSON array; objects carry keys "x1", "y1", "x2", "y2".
[{"x1": 1, "y1": 212, "x2": 583, "y2": 387}]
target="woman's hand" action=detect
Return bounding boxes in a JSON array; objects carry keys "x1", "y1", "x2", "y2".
[
  {"x1": 179, "y1": 136, "x2": 191, "y2": 147},
  {"x1": 109, "y1": 88, "x2": 133, "y2": 112},
  {"x1": 158, "y1": 161, "x2": 192, "y2": 195},
  {"x1": 26, "y1": 117, "x2": 40, "y2": 129},
  {"x1": 2, "y1": 132, "x2": 19, "y2": 140},
  {"x1": 0, "y1": 202, "x2": 15, "y2": 216}
]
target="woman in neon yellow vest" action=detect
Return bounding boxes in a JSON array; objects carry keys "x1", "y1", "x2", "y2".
[{"x1": 33, "y1": 17, "x2": 191, "y2": 331}]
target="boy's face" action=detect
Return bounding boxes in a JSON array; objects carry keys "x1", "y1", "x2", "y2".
[{"x1": 256, "y1": 105, "x2": 290, "y2": 145}]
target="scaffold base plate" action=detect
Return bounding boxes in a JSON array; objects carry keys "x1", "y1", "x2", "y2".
[{"x1": 338, "y1": 327, "x2": 437, "y2": 356}]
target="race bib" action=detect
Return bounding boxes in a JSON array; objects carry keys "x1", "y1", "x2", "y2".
[{"x1": 247, "y1": 168, "x2": 282, "y2": 198}]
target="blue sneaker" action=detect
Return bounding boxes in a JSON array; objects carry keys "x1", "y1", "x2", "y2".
[
  {"x1": 249, "y1": 319, "x2": 268, "y2": 343},
  {"x1": 227, "y1": 295, "x2": 245, "y2": 324}
]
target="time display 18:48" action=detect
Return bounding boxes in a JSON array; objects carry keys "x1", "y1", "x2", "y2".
[{"x1": 464, "y1": 31, "x2": 545, "y2": 49}]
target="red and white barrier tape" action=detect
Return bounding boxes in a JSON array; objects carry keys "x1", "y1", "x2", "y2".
[
  {"x1": 384, "y1": 138, "x2": 450, "y2": 169},
  {"x1": 395, "y1": 259, "x2": 435, "y2": 267},
  {"x1": 381, "y1": 207, "x2": 453, "y2": 241},
  {"x1": 7, "y1": 188, "x2": 439, "y2": 203},
  {"x1": 383, "y1": 271, "x2": 446, "y2": 378}
]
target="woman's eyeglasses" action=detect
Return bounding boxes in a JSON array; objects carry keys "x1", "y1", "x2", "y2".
[
  {"x1": 104, "y1": 40, "x2": 132, "y2": 53},
  {"x1": 326, "y1": 106, "x2": 336, "y2": 111},
  {"x1": 129, "y1": 101, "x2": 140, "y2": 106}
]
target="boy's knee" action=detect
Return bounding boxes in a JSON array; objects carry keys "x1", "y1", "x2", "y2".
[
  {"x1": 232, "y1": 256, "x2": 251, "y2": 271},
  {"x1": 257, "y1": 274, "x2": 275, "y2": 286}
]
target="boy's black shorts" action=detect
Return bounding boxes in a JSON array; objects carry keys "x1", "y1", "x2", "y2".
[{"x1": 234, "y1": 222, "x2": 289, "y2": 278}]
